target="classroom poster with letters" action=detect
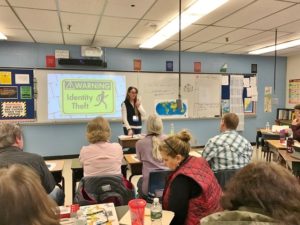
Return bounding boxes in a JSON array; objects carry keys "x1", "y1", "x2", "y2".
[{"x1": 289, "y1": 79, "x2": 300, "y2": 104}]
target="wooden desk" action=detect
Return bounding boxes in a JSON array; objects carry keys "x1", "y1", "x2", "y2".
[
  {"x1": 124, "y1": 154, "x2": 142, "y2": 182},
  {"x1": 267, "y1": 140, "x2": 300, "y2": 177},
  {"x1": 46, "y1": 160, "x2": 65, "y2": 192},
  {"x1": 118, "y1": 135, "x2": 142, "y2": 148}
]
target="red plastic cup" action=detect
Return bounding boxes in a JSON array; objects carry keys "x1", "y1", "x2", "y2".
[
  {"x1": 128, "y1": 199, "x2": 147, "y2": 225},
  {"x1": 70, "y1": 204, "x2": 79, "y2": 218}
]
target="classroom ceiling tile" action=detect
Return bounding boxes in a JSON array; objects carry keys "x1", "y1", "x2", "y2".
[
  {"x1": 245, "y1": 4, "x2": 300, "y2": 30},
  {"x1": 127, "y1": 20, "x2": 163, "y2": 39},
  {"x1": 234, "y1": 31, "x2": 290, "y2": 45},
  {"x1": 185, "y1": 26, "x2": 235, "y2": 42},
  {"x1": 0, "y1": 1, "x2": 7, "y2": 6},
  {"x1": 9, "y1": 0, "x2": 56, "y2": 10},
  {"x1": 93, "y1": 35, "x2": 123, "y2": 47},
  {"x1": 144, "y1": 0, "x2": 192, "y2": 21},
  {"x1": 229, "y1": 46, "x2": 255, "y2": 54},
  {"x1": 61, "y1": 12, "x2": 99, "y2": 34},
  {"x1": 207, "y1": 44, "x2": 246, "y2": 53},
  {"x1": 30, "y1": 31, "x2": 63, "y2": 44},
  {"x1": 15, "y1": 8, "x2": 60, "y2": 32},
  {"x1": 188, "y1": 42, "x2": 224, "y2": 52},
  {"x1": 0, "y1": 6, "x2": 23, "y2": 29},
  {"x1": 2, "y1": 28, "x2": 33, "y2": 42},
  {"x1": 277, "y1": 19, "x2": 300, "y2": 33},
  {"x1": 211, "y1": 28, "x2": 262, "y2": 44},
  {"x1": 64, "y1": 33, "x2": 94, "y2": 45},
  {"x1": 118, "y1": 37, "x2": 143, "y2": 49},
  {"x1": 104, "y1": 0, "x2": 155, "y2": 19},
  {"x1": 169, "y1": 24, "x2": 207, "y2": 41},
  {"x1": 164, "y1": 41, "x2": 199, "y2": 51},
  {"x1": 58, "y1": 0, "x2": 105, "y2": 15},
  {"x1": 215, "y1": 0, "x2": 293, "y2": 28},
  {"x1": 196, "y1": 0, "x2": 255, "y2": 25},
  {"x1": 97, "y1": 16, "x2": 137, "y2": 36},
  {"x1": 153, "y1": 39, "x2": 177, "y2": 50}
]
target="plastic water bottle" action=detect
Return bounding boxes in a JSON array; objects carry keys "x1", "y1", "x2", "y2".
[
  {"x1": 265, "y1": 122, "x2": 270, "y2": 131},
  {"x1": 170, "y1": 123, "x2": 174, "y2": 135},
  {"x1": 151, "y1": 198, "x2": 162, "y2": 225}
]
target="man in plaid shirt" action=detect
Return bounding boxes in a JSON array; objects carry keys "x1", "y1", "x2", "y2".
[{"x1": 202, "y1": 113, "x2": 253, "y2": 173}]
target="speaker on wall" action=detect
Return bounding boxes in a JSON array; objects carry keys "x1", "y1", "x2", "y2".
[
  {"x1": 58, "y1": 58, "x2": 107, "y2": 67},
  {"x1": 251, "y1": 64, "x2": 257, "y2": 73}
]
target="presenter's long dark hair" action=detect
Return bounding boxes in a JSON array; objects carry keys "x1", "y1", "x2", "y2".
[{"x1": 125, "y1": 86, "x2": 139, "y2": 116}]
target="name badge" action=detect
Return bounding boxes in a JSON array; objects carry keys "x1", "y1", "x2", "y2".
[{"x1": 132, "y1": 115, "x2": 139, "y2": 122}]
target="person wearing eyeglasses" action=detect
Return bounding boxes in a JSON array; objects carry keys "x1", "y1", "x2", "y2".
[
  {"x1": 0, "y1": 164, "x2": 60, "y2": 225},
  {"x1": 292, "y1": 104, "x2": 300, "y2": 142},
  {"x1": 0, "y1": 123, "x2": 64, "y2": 206},
  {"x1": 122, "y1": 86, "x2": 146, "y2": 136},
  {"x1": 159, "y1": 130, "x2": 222, "y2": 225}
]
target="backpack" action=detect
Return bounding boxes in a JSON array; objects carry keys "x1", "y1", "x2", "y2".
[{"x1": 74, "y1": 175, "x2": 135, "y2": 206}]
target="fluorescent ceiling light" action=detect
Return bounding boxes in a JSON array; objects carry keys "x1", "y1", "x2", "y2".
[
  {"x1": 249, "y1": 39, "x2": 300, "y2": 55},
  {"x1": 0, "y1": 32, "x2": 7, "y2": 40},
  {"x1": 140, "y1": 0, "x2": 228, "y2": 49}
]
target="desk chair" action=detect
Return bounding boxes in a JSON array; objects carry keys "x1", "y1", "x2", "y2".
[
  {"x1": 74, "y1": 175, "x2": 135, "y2": 206},
  {"x1": 214, "y1": 169, "x2": 239, "y2": 190},
  {"x1": 261, "y1": 133, "x2": 280, "y2": 162},
  {"x1": 148, "y1": 169, "x2": 171, "y2": 202}
]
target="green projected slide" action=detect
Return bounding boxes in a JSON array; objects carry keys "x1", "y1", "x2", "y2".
[{"x1": 61, "y1": 79, "x2": 115, "y2": 114}]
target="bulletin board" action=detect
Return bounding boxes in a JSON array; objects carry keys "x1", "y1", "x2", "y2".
[
  {"x1": 0, "y1": 69, "x2": 35, "y2": 122},
  {"x1": 221, "y1": 73, "x2": 257, "y2": 115}
]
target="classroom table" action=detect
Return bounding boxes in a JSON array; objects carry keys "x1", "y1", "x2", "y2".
[
  {"x1": 46, "y1": 159, "x2": 65, "y2": 192},
  {"x1": 70, "y1": 158, "x2": 129, "y2": 202},
  {"x1": 123, "y1": 154, "x2": 143, "y2": 182},
  {"x1": 266, "y1": 140, "x2": 300, "y2": 177},
  {"x1": 118, "y1": 135, "x2": 143, "y2": 148}
]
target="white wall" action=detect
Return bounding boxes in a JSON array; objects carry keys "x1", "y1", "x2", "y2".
[{"x1": 286, "y1": 54, "x2": 300, "y2": 108}]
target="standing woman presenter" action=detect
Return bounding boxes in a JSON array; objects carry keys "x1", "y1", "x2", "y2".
[{"x1": 122, "y1": 86, "x2": 146, "y2": 135}]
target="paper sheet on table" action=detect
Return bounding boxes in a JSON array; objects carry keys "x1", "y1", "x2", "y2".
[{"x1": 119, "y1": 208, "x2": 174, "y2": 225}]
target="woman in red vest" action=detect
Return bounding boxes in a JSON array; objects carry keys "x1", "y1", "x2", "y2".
[{"x1": 159, "y1": 130, "x2": 222, "y2": 225}]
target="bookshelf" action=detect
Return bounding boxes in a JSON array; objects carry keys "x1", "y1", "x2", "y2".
[{"x1": 276, "y1": 108, "x2": 294, "y2": 126}]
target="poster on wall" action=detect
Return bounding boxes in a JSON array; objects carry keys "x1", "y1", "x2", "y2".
[
  {"x1": 0, "y1": 69, "x2": 35, "y2": 122},
  {"x1": 289, "y1": 79, "x2": 300, "y2": 104},
  {"x1": 264, "y1": 86, "x2": 272, "y2": 112}
]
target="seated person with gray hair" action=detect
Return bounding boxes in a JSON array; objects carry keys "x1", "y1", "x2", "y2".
[
  {"x1": 202, "y1": 113, "x2": 253, "y2": 189},
  {"x1": 0, "y1": 123, "x2": 64, "y2": 205}
]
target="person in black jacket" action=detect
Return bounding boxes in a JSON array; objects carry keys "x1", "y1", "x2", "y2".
[{"x1": 122, "y1": 86, "x2": 146, "y2": 135}]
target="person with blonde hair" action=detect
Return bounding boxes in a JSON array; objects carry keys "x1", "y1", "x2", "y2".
[
  {"x1": 159, "y1": 130, "x2": 222, "y2": 225},
  {"x1": 0, "y1": 164, "x2": 59, "y2": 225},
  {"x1": 0, "y1": 123, "x2": 64, "y2": 205},
  {"x1": 201, "y1": 162, "x2": 300, "y2": 225},
  {"x1": 136, "y1": 114, "x2": 168, "y2": 198},
  {"x1": 79, "y1": 117, "x2": 123, "y2": 177}
]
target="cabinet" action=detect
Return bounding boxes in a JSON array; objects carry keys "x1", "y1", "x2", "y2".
[{"x1": 276, "y1": 108, "x2": 294, "y2": 125}]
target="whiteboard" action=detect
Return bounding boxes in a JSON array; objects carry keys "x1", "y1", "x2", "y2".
[{"x1": 34, "y1": 70, "x2": 223, "y2": 123}]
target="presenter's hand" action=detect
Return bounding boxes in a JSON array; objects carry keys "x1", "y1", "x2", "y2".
[
  {"x1": 135, "y1": 99, "x2": 141, "y2": 108},
  {"x1": 292, "y1": 118, "x2": 300, "y2": 125},
  {"x1": 128, "y1": 129, "x2": 133, "y2": 136}
]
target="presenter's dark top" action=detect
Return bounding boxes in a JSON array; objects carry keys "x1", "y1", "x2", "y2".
[
  {"x1": 0, "y1": 146, "x2": 56, "y2": 193},
  {"x1": 123, "y1": 99, "x2": 142, "y2": 127}
]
